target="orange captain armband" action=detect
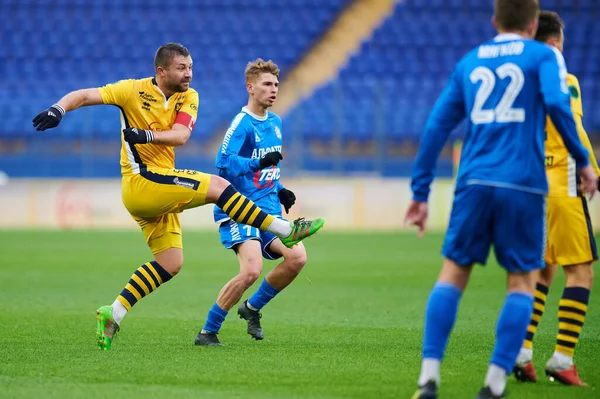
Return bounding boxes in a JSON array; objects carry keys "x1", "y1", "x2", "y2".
[{"x1": 174, "y1": 112, "x2": 195, "y2": 130}]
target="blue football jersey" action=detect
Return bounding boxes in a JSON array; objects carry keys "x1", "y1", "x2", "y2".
[
  {"x1": 214, "y1": 107, "x2": 285, "y2": 223},
  {"x1": 411, "y1": 33, "x2": 589, "y2": 201}
]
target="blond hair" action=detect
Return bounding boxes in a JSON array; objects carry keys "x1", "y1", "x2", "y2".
[{"x1": 245, "y1": 58, "x2": 280, "y2": 83}]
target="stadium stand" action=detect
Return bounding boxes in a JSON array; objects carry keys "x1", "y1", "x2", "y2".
[
  {"x1": 0, "y1": 0, "x2": 349, "y2": 176},
  {"x1": 1, "y1": 0, "x2": 598, "y2": 177},
  {"x1": 285, "y1": 0, "x2": 600, "y2": 175}
]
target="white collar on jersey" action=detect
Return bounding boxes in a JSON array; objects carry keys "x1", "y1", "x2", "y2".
[
  {"x1": 242, "y1": 106, "x2": 268, "y2": 121},
  {"x1": 494, "y1": 33, "x2": 526, "y2": 42}
]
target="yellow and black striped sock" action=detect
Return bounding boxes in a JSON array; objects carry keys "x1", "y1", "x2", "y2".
[
  {"x1": 217, "y1": 184, "x2": 275, "y2": 231},
  {"x1": 117, "y1": 261, "x2": 173, "y2": 311},
  {"x1": 523, "y1": 283, "x2": 548, "y2": 349},
  {"x1": 555, "y1": 286, "x2": 590, "y2": 357}
]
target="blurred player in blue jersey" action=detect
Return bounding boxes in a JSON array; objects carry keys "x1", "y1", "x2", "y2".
[
  {"x1": 195, "y1": 59, "x2": 321, "y2": 346},
  {"x1": 405, "y1": 0, "x2": 597, "y2": 398},
  {"x1": 513, "y1": 10, "x2": 599, "y2": 387}
]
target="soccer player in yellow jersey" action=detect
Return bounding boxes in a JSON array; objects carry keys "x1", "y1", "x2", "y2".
[
  {"x1": 513, "y1": 12, "x2": 598, "y2": 386},
  {"x1": 32, "y1": 43, "x2": 325, "y2": 351}
]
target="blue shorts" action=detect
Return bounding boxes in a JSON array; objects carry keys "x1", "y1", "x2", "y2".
[
  {"x1": 219, "y1": 219, "x2": 283, "y2": 260},
  {"x1": 442, "y1": 184, "x2": 546, "y2": 272}
]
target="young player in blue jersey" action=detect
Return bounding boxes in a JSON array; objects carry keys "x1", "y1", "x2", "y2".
[
  {"x1": 195, "y1": 59, "x2": 323, "y2": 346},
  {"x1": 405, "y1": 1, "x2": 597, "y2": 398}
]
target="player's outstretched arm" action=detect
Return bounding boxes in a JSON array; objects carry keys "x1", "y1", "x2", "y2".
[{"x1": 32, "y1": 88, "x2": 103, "y2": 131}]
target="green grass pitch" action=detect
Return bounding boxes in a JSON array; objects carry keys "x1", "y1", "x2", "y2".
[{"x1": 0, "y1": 230, "x2": 598, "y2": 398}]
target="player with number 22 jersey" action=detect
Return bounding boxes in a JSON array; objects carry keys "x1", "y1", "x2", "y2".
[{"x1": 405, "y1": 1, "x2": 597, "y2": 396}]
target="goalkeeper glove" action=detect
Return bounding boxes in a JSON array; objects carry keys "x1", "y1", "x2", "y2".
[
  {"x1": 259, "y1": 151, "x2": 283, "y2": 169},
  {"x1": 278, "y1": 188, "x2": 296, "y2": 214},
  {"x1": 32, "y1": 104, "x2": 65, "y2": 131},
  {"x1": 123, "y1": 128, "x2": 154, "y2": 144}
]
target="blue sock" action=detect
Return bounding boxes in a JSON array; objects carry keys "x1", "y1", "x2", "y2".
[
  {"x1": 422, "y1": 282, "x2": 462, "y2": 360},
  {"x1": 248, "y1": 279, "x2": 281, "y2": 310},
  {"x1": 203, "y1": 303, "x2": 228, "y2": 333},
  {"x1": 490, "y1": 292, "x2": 534, "y2": 373}
]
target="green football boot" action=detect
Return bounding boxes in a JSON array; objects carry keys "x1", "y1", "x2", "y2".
[
  {"x1": 95, "y1": 305, "x2": 120, "y2": 351},
  {"x1": 280, "y1": 217, "x2": 325, "y2": 248}
]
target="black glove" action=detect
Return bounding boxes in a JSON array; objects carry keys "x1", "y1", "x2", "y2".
[
  {"x1": 123, "y1": 128, "x2": 154, "y2": 144},
  {"x1": 278, "y1": 188, "x2": 296, "y2": 214},
  {"x1": 259, "y1": 151, "x2": 283, "y2": 169},
  {"x1": 32, "y1": 104, "x2": 65, "y2": 131}
]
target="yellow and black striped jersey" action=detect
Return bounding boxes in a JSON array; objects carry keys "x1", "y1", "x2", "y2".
[
  {"x1": 545, "y1": 74, "x2": 600, "y2": 197},
  {"x1": 98, "y1": 77, "x2": 199, "y2": 176}
]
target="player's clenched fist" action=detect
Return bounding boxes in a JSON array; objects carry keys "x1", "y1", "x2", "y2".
[
  {"x1": 32, "y1": 104, "x2": 65, "y2": 131},
  {"x1": 259, "y1": 151, "x2": 283, "y2": 169},
  {"x1": 123, "y1": 128, "x2": 154, "y2": 144}
]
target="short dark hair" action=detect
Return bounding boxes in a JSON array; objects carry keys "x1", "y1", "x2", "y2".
[
  {"x1": 494, "y1": 0, "x2": 540, "y2": 32},
  {"x1": 154, "y1": 43, "x2": 191, "y2": 72},
  {"x1": 535, "y1": 11, "x2": 564, "y2": 42}
]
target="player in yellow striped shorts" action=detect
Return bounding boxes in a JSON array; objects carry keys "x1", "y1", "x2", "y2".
[
  {"x1": 32, "y1": 43, "x2": 325, "y2": 351},
  {"x1": 513, "y1": 11, "x2": 597, "y2": 386}
]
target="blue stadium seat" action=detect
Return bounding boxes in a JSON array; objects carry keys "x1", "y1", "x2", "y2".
[
  {"x1": 286, "y1": 0, "x2": 600, "y2": 154},
  {"x1": 0, "y1": 0, "x2": 350, "y2": 176}
]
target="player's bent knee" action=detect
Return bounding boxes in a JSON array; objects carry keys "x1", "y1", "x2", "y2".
[
  {"x1": 538, "y1": 263, "x2": 557, "y2": 287},
  {"x1": 240, "y1": 268, "x2": 261, "y2": 287},
  {"x1": 507, "y1": 271, "x2": 537, "y2": 295},
  {"x1": 564, "y1": 262, "x2": 594, "y2": 288},
  {"x1": 205, "y1": 175, "x2": 232, "y2": 203},
  {"x1": 154, "y1": 248, "x2": 184, "y2": 276},
  {"x1": 285, "y1": 248, "x2": 307, "y2": 274},
  {"x1": 438, "y1": 258, "x2": 472, "y2": 291}
]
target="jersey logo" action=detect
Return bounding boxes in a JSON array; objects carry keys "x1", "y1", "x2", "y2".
[
  {"x1": 255, "y1": 133, "x2": 261, "y2": 142},
  {"x1": 139, "y1": 92, "x2": 157, "y2": 103},
  {"x1": 569, "y1": 85, "x2": 579, "y2": 99},
  {"x1": 274, "y1": 125, "x2": 282, "y2": 139},
  {"x1": 175, "y1": 102, "x2": 183, "y2": 112},
  {"x1": 142, "y1": 101, "x2": 151, "y2": 111}
]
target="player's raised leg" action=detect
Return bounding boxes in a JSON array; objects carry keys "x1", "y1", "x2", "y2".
[
  {"x1": 545, "y1": 263, "x2": 593, "y2": 386},
  {"x1": 205, "y1": 175, "x2": 325, "y2": 247},
  {"x1": 240, "y1": 240, "x2": 307, "y2": 340}
]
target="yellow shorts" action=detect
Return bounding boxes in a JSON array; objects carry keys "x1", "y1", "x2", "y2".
[
  {"x1": 545, "y1": 196, "x2": 597, "y2": 266},
  {"x1": 122, "y1": 167, "x2": 211, "y2": 254}
]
